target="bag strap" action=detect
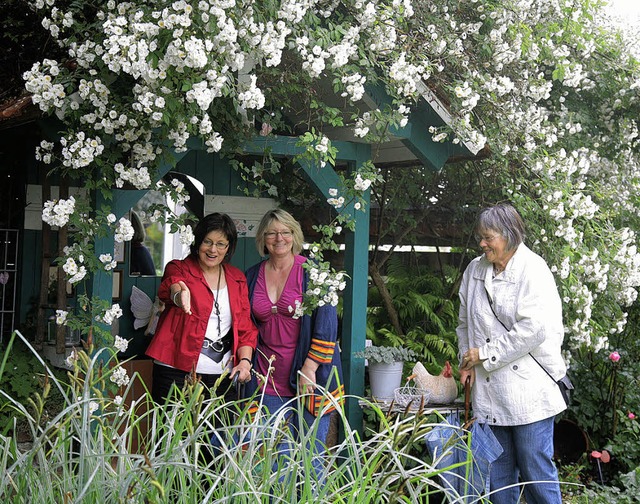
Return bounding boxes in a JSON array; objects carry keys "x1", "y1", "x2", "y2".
[{"x1": 483, "y1": 285, "x2": 556, "y2": 385}]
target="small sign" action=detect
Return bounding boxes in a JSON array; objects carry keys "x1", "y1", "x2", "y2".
[{"x1": 204, "y1": 195, "x2": 278, "y2": 237}]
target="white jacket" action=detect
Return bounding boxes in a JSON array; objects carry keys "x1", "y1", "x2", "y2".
[{"x1": 457, "y1": 243, "x2": 567, "y2": 426}]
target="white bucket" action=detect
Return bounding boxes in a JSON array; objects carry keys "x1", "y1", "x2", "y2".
[{"x1": 368, "y1": 361, "x2": 404, "y2": 401}]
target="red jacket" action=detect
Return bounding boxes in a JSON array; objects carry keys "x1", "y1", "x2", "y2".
[{"x1": 146, "y1": 255, "x2": 258, "y2": 371}]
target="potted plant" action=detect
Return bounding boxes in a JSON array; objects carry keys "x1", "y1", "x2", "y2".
[{"x1": 356, "y1": 345, "x2": 418, "y2": 401}]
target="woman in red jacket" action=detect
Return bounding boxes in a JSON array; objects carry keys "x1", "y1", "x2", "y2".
[{"x1": 146, "y1": 212, "x2": 258, "y2": 403}]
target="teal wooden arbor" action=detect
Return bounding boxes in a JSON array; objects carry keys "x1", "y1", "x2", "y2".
[{"x1": 89, "y1": 85, "x2": 479, "y2": 430}]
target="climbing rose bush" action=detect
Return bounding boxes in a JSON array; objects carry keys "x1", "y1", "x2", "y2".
[{"x1": 21, "y1": 0, "x2": 640, "y2": 355}]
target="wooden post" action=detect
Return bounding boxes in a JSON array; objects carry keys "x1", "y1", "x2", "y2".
[
  {"x1": 55, "y1": 177, "x2": 69, "y2": 354},
  {"x1": 35, "y1": 170, "x2": 52, "y2": 350}
]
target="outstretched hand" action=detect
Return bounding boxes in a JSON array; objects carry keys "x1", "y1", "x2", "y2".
[{"x1": 173, "y1": 280, "x2": 192, "y2": 315}]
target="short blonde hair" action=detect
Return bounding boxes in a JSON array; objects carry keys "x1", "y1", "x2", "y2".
[{"x1": 255, "y1": 208, "x2": 304, "y2": 257}]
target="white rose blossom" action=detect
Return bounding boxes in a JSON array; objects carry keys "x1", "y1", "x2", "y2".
[
  {"x1": 179, "y1": 224, "x2": 194, "y2": 245},
  {"x1": 103, "y1": 303, "x2": 123, "y2": 325},
  {"x1": 114, "y1": 335, "x2": 129, "y2": 353},
  {"x1": 56, "y1": 309, "x2": 68, "y2": 325},
  {"x1": 42, "y1": 196, "x2": 76, "y2": 228},
  {"x1": 114, "y1": 217, "x2": 135, "y2": 242},
  {"x1": 110, "y1": 366, "x2": 130, "y2": 387},
  {"x1": 354, "y1": 173, "x2": 372, "y2": 191},
  {"x1": 99, "y1": 253, "x2": 117, "y2": 271}
]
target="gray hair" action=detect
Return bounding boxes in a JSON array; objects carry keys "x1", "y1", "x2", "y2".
[
  {"x1": 255, "y1": 208, "x2": 304, "y2": 257},
  {"x1": 475, "y1": 203, "x2": 525, "y2": 251}
]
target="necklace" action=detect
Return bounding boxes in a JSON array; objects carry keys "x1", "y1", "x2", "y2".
[
  {"x1": 268, "y1": 255, "x2": 294, "y2": 272},
  {"x1": 213, "y1": 266, "x2": 222, "y2": 338},
  {"x1": 266, "y1": 256, "x2": 294, "y2": 315}
]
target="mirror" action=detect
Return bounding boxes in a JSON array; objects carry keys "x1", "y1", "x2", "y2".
[
  {"x1": 128, "y1": 174, "x2": 203, "y2": 277},
  {"x1": 129, "y1": 208, "x2": 159, "y2": 276},
  {"x1": 129, "y1": 191, "x2": 165, "y2": 277}
]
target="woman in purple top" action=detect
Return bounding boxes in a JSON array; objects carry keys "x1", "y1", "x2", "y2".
[
  {"x1": 245, "y1": 209, "x2": 343, "y2": 472},
  {"x1": 250, "y1": 252, "x2": 306, "y2": 397}
]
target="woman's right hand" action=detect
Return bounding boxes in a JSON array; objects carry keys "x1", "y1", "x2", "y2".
[
  {"x1": 172, "y1": 280, "x2": 192, "y2": 315},
  {"x1": 459, "y1": 367, "x2": 475, "y2": 388}
]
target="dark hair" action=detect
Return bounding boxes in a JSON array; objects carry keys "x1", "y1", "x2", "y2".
[
  {"x1": 475, "y1": 203, "x2": 525, "y2": 251},
  {"x1": 130, "y1": 211, "x2": 146, "y2": 243},
  {"x1": 189, "y1": 213, "x2": 237, "y2": 260}
]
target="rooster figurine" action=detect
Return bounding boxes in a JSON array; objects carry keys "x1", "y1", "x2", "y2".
[{"x1": 410, "y1": 361, "x2": 458, "y2": 404}]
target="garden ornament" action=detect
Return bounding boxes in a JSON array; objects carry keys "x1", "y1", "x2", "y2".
[
  {"x1": 410, "y1": 361, "x2": 458, "y2": 404},
  {"x1": 130, "y1": 285, "x2": 164, "y2": 335}
]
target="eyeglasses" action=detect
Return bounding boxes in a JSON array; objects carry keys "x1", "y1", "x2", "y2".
[
  {"x1": 264, "y1": 230, "x2": 293, "y2": 240},
  {"x1": 202, "y1": 239, "x2": 229, "y2": 250},
  {"x1": 475, "y1": 234, "x2": 500, "y2": 244}
]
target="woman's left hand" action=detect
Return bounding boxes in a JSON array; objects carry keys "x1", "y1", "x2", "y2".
[
  {"x1": 299, "y1": 361, "x2": 318, "y2": 395},
  {"x1": 461, "y1": 348, "x2": 481, "y2": 371},
  {"x1": 231, "y1": 360, "x2": 252, "y2": 384}
]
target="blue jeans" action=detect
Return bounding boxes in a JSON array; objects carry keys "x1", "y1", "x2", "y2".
[
  {"x1": 259, "y1": 394, "x2": 331, "y2": 481},
  {"x1": 489, "y1": 416, "x2": 562, "y2": 504}
]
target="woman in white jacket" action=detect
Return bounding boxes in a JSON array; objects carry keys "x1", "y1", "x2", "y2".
[{"x1": 458, "y1": 203, "x2": 566, "y2": 504}]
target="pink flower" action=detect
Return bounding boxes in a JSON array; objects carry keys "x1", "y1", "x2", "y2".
[
  {"x1": 260, "y1": 122, "x2": 273, "y2": 136},
  {"x1": 609, "y1": 351, "x2": 621, "y2": 362},
  {"x1": 629, "y1": 412, "x2": 636, "y2": 420}
]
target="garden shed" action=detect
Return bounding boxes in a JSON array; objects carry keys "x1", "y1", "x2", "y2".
[{"x1": 2, "y1": 80, "x2": 480, "y2": 428}]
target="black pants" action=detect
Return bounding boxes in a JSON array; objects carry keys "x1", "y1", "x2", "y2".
[
  {"x1": 151, "y1": 363, "x2": 239, "y2": 465},
  {"x1": 151, "y1": 363, "x2": 234, "y2": 404}
]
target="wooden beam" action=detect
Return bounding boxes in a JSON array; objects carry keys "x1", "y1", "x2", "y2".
[
  {"x1": 338, "y1": 144, "x2": 371, "y2": 432},
  {"x1": 363, "y1": 82, "x2": 476, "y2": 171}
]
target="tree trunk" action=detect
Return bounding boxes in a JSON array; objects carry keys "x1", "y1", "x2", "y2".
[
  {"x1": 369, "y1": 265, "x2": 404, "y2": 337},
  {"x1": 369, "y1": 211, "x2": 432, "y2": 339}
]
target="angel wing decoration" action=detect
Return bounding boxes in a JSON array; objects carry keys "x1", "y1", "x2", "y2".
[{"x1": 130, "y1": 285, "x2": 164, "y2": 335}]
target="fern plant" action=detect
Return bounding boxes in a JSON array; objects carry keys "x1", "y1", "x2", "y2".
[{"x1": 366, "y1": 255, "x2": 461, "y2": 373}]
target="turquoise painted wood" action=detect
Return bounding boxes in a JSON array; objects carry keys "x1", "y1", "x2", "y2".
[
  {"x1": 364, "y1": 83, "x2": 472, "y2": 170},
  {"x1": 91, "y1": 153, "x2": 188, "y2": 354},
  {"x1": 337, "y1": 144, "x2": 371, "y2": 432},
  {"x1": 391, "y1": 113, "x2": 462, "y2": 171}
]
